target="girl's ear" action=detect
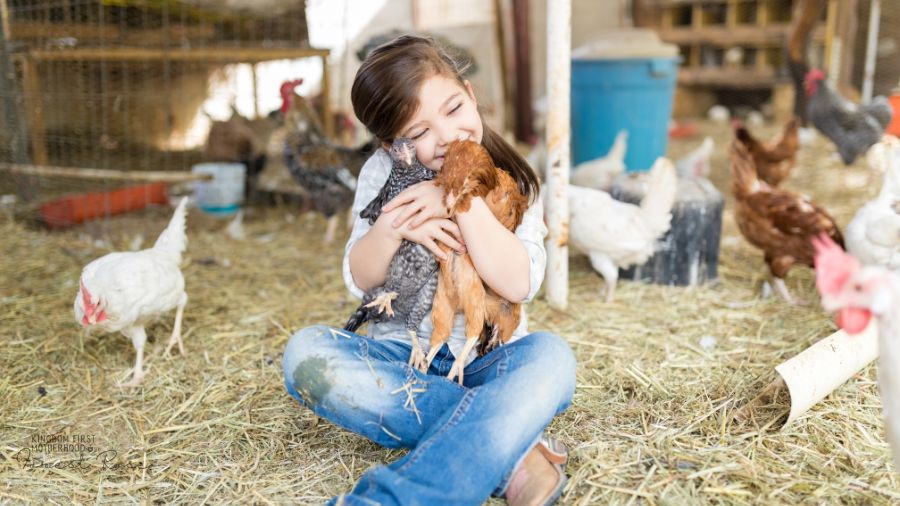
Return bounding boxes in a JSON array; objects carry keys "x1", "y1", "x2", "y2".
[{"x1": 464, "y1": 80, "x2": 477, "y2": 105}]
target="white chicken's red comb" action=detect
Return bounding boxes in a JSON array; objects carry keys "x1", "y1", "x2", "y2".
[
  {"x1": 812, "y1": 233, "x2": 858, "y2": 297},
  {"x1": 80, "y1": 279, "x2": 94, "y2": 317}
]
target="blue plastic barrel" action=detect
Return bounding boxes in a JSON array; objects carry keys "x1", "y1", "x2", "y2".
[{"x1": 572, "y1": 54, "x2": 678, "y2": 172}]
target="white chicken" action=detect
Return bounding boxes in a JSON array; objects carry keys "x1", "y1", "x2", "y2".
[
  {"x1": 675, "y1": 136, "x2": 715, "y2": 179},
  {"x1": 846, "y1": 137, "x2": 900, "y2": 271},
  {"x1": 814, "y1": 234, "x2": 900, "y2": 469},
  {"x1": 570, "y1": 130, "x2": 628, "y2": 190},
  {"x1": 566, "y1": 157, "x2": 678, "y2": 302},
  {"x1": 74, "y1": 197, "x2": 189, "y2": 387}
]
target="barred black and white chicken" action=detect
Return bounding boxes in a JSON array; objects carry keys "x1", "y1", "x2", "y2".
[
  {"x1": 343, "y1": 139, "x2": 439, "y2": 367},
  {"x1": 806, "y1": 69, "x2": 893, "y2": 165}
]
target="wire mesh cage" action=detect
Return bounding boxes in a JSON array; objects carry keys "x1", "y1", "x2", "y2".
[{"x1": 0, "y1": 0, "x2": 330, "y2": 226}]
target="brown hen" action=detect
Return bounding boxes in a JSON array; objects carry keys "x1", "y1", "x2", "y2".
[
  {"x1": 734, "y1": 116, "x2": 800, "y2": 187},
  {"x1": 730, "y1": 141, "x2": 844, "y2": 304},
  {"x1": 424, "y1": 140, "x2": 528, "y2": 383}
]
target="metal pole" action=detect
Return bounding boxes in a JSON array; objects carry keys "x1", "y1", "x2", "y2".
[
  {"x1": 545, "y1": 0, "x2": 571, "y2": 310},
  {"x1": 862, "y1": 0, "x2": 881, "y2": 103}
]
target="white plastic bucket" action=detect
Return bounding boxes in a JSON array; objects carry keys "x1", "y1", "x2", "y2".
[{"x1": 192, "y1": 163, "x2": 245, "y2": 216}]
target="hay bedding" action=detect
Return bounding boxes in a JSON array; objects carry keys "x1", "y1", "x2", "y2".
[{"x1": 1, "y1": 123, "x2": 898, "y2": 504}]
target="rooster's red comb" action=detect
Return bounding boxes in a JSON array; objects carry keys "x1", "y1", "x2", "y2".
[
  {"x1": 804, "y1": 69, "x2": 826, "y2": 82},
  {"x1": 279, "y1": 79, "x2": 304, "y2": 114},
  {"x1": 812, "y1": 233, "x2": 858, "y2": 297},
  {"x1": 280, "y1": 79, "x2": 303, "y2": 99}
]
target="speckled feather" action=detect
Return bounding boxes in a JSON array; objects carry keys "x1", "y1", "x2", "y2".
[{"x1": 344, "y1": 140, "x2": 439, "y2": 333}]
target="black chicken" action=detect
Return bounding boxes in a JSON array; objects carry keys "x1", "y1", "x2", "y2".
[
  {"x1": 806, "y1": 69, "x2": 893, "y2": 165},
  {"x1": 343, "y1": 139, "x2": 439, "y2": 369}
]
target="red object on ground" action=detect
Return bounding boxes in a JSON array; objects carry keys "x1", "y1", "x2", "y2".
[
  {"x1": 41, "y1": 183, "x2": 169, "y2": 228},
  {"x1": 887, "y1": 94, "x2": 900, "y2": 137},
  {"x1": 669, "y1": 120, "x2": 699, "y2": 139}
]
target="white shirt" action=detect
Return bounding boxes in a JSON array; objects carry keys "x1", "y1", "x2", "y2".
[{"x1": 342, "y1": 148, "x2": 548, "y2": 366}]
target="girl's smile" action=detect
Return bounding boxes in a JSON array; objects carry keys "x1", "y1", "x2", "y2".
[{"x1": 392, "y1": 75, "x2": 484, "y2": 171}]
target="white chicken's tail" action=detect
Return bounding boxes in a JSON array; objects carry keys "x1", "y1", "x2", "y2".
[
  {"x1": 638, "y1": 158, "x2": 678, "y2": 237},
  {"x1": 607, "y1": 130, "x2": 628, "y2": 163},
  {"x1": 153, "y1": 197, "x2": 189, "y2": 261}
]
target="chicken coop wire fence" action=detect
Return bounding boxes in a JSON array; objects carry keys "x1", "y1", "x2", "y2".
[
  {"x1": 0, "y1": 0, "x2": 330, "y2": 224},
  {"x1": 655, "y1": 0, "x2": 900, "y2": 126}
]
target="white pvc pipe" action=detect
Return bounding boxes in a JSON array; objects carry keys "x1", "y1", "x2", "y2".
[
  {"x1": 862, "y1": 0, "x2": 881, "y2": 103},
  {"x1": 545, "y1": 0, "x2": 571, "y2": 310}
]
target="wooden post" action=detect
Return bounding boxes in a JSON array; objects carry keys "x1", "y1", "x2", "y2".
[
  {"x1": 1, "y1": 3, "x2": 38, "y2": 203},
  {"x1": 544, "y1": 0, "x2": 570, "y2": 310},
  {"x1": 320, "y1": 53, "x2": 334, "y2": 139},
  {"x1": 251, "y1": 63, "x2": 259, "y2": 118},
  {"x1": 834, "y1": 0, "x2": 858, "y2": 98},
  {"x1": 862, "y1": 0, "x2": 881, "y2": 103},
  {"x1": 787, "y1": 0, "x2": 826, "y2": 123},
  {"x1": 511, "y1": 0, "x2": 532, "y2": 143},
  {"x1": 18, "y1": 56, "x2": 48, "y2": 167}
]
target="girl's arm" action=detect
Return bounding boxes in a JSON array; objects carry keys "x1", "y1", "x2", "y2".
[
  {"x1": 456, "y1": 196, "x2": 536, "y2": 302},
  {"x1": 348, "y1": 212, "x2": 404, "y2": 292}
]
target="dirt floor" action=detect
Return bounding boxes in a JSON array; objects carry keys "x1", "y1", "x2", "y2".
[{"x1": 1, "y1": 120, "x2": 897, "y2": 504}]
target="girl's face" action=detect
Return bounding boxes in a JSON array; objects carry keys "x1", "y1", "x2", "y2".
[{"x1": 393, "y1": 74, "x2": 484, "y2": 171}]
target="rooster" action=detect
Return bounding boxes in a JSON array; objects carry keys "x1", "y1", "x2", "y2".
[
  {"x1": 74, "y1": 198, "x2": 189, "y2": 387},
  {"x1": 425, "y1": 140, "x2": 529, "y2": 383},
  {"x1": 846, "y1": 136, "x2": 900, "y2": 270},
  {"x1": 566, "y1": 157, "x2": 677, "y2": 303},
  {"x1": 570, "y1": 130, "x2": 628, "y2": 190},
  {"x1": 813, "y1": 233, "x2": 900, "y2": 469},
  {"x1": 342, "y1": 139, "x2": 440, "y2": 370},
  {"x1": 280, "y1": 79, "x2": 375, "y2": 243},
  {"x1": 733, "y1": 117, "x2": 800, "y2": 186},
  {"x1": 806, "y1": 69, "x2": 893, "y2": 165},
  {"x1": 729, "y1": 141, "x2": 843, "y2": 304}
]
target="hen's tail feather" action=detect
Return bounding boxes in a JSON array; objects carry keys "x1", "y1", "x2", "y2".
[
  {"x1": 608, "y1": 130, "x2": 628, "y2": 163},
  {"x1": 638, "y1": 158, "x2": 678, "y2": 237},
  {"x1": 343, "y1": 304, "x2": 371, "y2": 333},
  {"x1": 153, "y1": 197, "x2": 189, "y2": 261}
]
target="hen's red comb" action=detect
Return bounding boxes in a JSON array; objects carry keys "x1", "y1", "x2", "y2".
[
  {"x1": 812, "y1": 233, "x2": 858, "y2": 297},
  {"x1": 80, "y1": 279, "x2": 94, "y2": 317}
]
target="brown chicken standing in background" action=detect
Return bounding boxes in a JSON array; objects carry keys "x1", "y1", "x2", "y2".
[
  {"x1": 733, "y1": 116, "x2": 800, "y2": 187},
  {"x1": 423, "y1": 140, "x2": 529, "y2": 383},
  {"x1": 730, "y1": 141, "x2": 844, "y2": 304}
]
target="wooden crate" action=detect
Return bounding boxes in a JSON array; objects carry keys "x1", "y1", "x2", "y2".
[{"x1": 639, "y1": 0, "x2": 829, "y2": 114}]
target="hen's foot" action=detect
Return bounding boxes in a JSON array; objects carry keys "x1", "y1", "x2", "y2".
[
  {"x1": 773, "y1": 278, "x2": 808, "y2": 306},
  {"x1": 164, "y1": 332, "x2": 185, "y2": 357},
  {"x1": 120, "y1": 370, "x2": 145, "y2": 388},
  {"x1": 365, "y1": 292, "x2": 398, "y2": 316},
  {"x1": 447, "y1": 336, "x2": 479, "y2": 385},
  {"x1": 407, "y1": 330, "x2": 427, "y2": 371}
]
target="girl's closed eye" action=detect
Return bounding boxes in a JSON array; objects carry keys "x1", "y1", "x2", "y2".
[
  {"x1": 447, "y1": 103, "x2": 462, "y2": 115},
  {"x1": 411, "y1": 129, "x2": 428, "y2": 140}
]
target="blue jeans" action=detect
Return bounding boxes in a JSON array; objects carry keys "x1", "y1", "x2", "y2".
[{"x1": 282, "y1": 325, "x2": 576, "y2": 506}]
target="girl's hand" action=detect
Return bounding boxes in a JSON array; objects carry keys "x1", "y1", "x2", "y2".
[
  {"x1": 382, "y1": 181, "x2": 450, "y2": 230},
  {"x1": 398, "y1": 218, "x2": 466, "y2": 261}
]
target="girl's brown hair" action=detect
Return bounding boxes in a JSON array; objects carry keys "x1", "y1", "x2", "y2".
[{"x1": 351, "y1": 34, "x2": 540, "y2": 201}]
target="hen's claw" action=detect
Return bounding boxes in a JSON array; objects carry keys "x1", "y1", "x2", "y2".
[
  {"x1": 407, "y1": 330, "x2": 427, "y2": 371},
  {"x1": 365, "y1": 292, "x2": 398, "y2": 317}
]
